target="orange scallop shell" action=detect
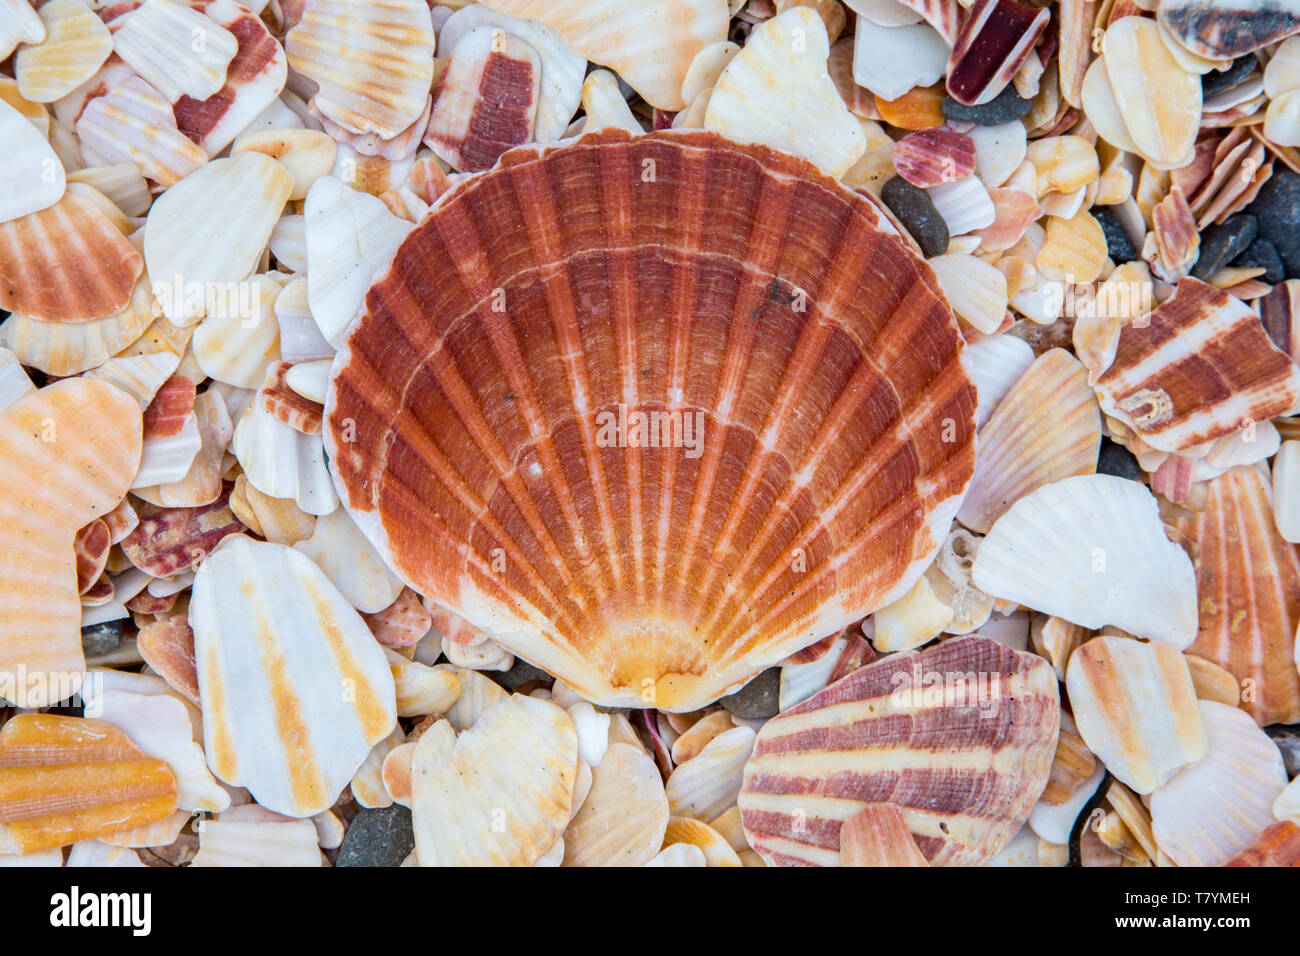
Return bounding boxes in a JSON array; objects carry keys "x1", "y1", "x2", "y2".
[
  {"x1": 325, "y1": 129, "x2": 977, "y2": 711},
  {"x1": 0, "y1": 714, "x2": 178, "y2": 855}
]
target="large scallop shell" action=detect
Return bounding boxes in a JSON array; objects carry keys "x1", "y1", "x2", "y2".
[
  {"x1": 480, "y1": 0, "x2": 728, "y2": 111},
  {"x1": 0, "y1": 183, "x2": 142, "y2": 322},
  {"x1": 324, "y1": 128, "x2": 977, "y2": 713},
  {"x1": 1149, "y1": 699, "x2": 1288, "y2": 867},
  {"x1": 284, "y1": 0, "x2": 436, "y2": 139},
  {"x1": 1095, "y1": 278, "x2": 1300, "y2": 454},
  {"x1": 1168, "y1": 465, "x2": 1300, "y2": 726},
  {"x1": 189, "y1": 536, "x2": 398, "y2": 817},
  {"x1": 0, "y1": 379, "x2": 141, "y2": 708},
  {"x1": 737, "y1": 636, "x2": 1060, "y2": 866},
  {"x1": 0, "y1": 714, "x2": 177, "y2": 855},
  {"x1": 971, "y1": 474, "x2": 1199, "y2": 648}
]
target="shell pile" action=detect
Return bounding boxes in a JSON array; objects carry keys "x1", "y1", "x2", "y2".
[{"x1": 3, "y1": 0, "x2": 1300, "y2": 869}]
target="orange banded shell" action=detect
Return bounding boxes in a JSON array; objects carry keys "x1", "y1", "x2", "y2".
[{"x1": 325, "y1": 129, "x2": 977, "y2": 711}]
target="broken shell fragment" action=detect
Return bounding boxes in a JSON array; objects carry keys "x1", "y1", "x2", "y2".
[
  {"x1": 1066, "y1": 636, "x2": 1208, "y2": 794},
  {"x1": 947, "y1": 0, "x2": 1051, "y2": 108},
  {"x1": 892, "y1": 129, "x2": 976, "y2": 188},
  {"x1": 971, "y1": 474, "x2": 1198, "y2": 647},
  {"x1": 191, "y1": 536, "x2": 398, "y2": 818},
  {"x1": 14, "y1": 0, "x2": 113, "y2": 104},
  {"x1": 739, "y1": 636, "x2": 1059, "y2": 866},
  {"x1": 1159, "y1": 0, "x2": 1300, "y2": 60},
  {"x1": 76, "y1": 76, "x2": 208, "y2": 189},
  {"x1": 560, "y1": 744, "x2": 672, "y2": 866},
  {"x1": 838, "y1": 803, "x2": 930, "y2": 867},
  {"x1": 120, "y1": 486, "x2": 244, "y2": 578},
  {"x1": 111, "y1": 0, "x2": 239, "y2": 102}
]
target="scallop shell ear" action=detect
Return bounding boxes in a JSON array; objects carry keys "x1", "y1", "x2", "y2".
[
  {"x1": 285, "y1": 0, "x2": 436, "y2": 139},
  {"x1": 325, "y1": 128, "x2": 976, "y2": 712},
  {"x1": 972, "y1": 474, "x2": 1199, "y2": 647},
  {"x1": 705, "y1": 7, "x2": 866, "y2": 178},
  {"x1": 479, "y1": 0, "x2": 729, "y2": 111},
  {"x1": 739, "y1": 636, "x2": 1060, "y2": 866},
  {"x1": 0, "y1": 379, "x2": 141, "y2": 707}
]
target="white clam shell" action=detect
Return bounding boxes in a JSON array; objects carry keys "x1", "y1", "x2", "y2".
[
  {"x1": 191, "y1": 536, "x2": 398, "y2": 818},
  {"x1": 972, "y1": 474, "x2": 1199, "y2": 647}
]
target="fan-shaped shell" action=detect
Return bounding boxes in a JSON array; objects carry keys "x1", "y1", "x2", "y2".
[
  {"x1": 0, "y1": 184, "x2": 142, "y2": 322},
  {"x1": 737, "y1": 636, "x2": 1060, "y2": 866},
  {"x1": 13, "y1": 0, "x2": 112, "y2": 104},
  {"x1": 562, "y1": 741, "x2": 670, "y2": 867},
  {"x1": 0, "y1": 714, "x2": 178, "y2": 855},
  {"x1": 324, "y1": 128, "x2": 977, "y2": 712},
  {"x1": 1169, "y1": 465, "x2": 1300, "y2": 726},
  {"x1": 0, "y1": 379, "x2": 141, "y2": 708}
]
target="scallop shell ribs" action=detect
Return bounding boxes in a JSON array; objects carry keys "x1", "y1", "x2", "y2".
[{"x1": 326, "y1": 129, "x2": 977, "y2": 711}]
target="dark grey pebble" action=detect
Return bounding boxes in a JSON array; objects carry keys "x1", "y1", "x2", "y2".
[
  {"x1": 491, "y1": 657, "x2": 551, "y2": 691},
  {"x1": 1233, "y1": 237, "x2": 1287, "y2": 284},
  {"x1": 1266, "y1": 725, "x2": 1300, "y2": 778},
  {"x1": 1096, "y1": 439, "x2": 1142, "y2": 481},
  {"x1": 81, "y1": 620, "x2": 123, "y2": 658},
  {"x1": 881, "y1": 177, "x2": 949, "y2": 258},
  {"x1": 720, "y1": 666, "x2": 781, "y2": 719},
  {"x1": 1201, "y1": 55, "x2": 1259, "y2": 98},
  {"x1": 1246, "y1": 167, "x2": 1300, "y2": 279},
  {"x1": 941, "y1": 86, "x2": 1033, "y2": 126},
  {"x1": 1191, "y1": 213, "x2": 1257, "y2": 281},
  {"x1": 1093, "y1": 207, "x2": 1137, "y2": 264},
  {"x1": 336, "y1": 805, "x2": 415, "y2": 867}
]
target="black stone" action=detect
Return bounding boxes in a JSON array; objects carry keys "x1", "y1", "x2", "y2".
[
  {"x1": 941, "y1": 85, "x2": 1033, "y2": 126},
  {"x1": 719, "y1": 667, "x2": 781, "y2": 720},
  {"x1": 81, "y1": 620, "x2": 124, "y2": 658},
  {"x1": 1096, "y1": 439, "x2": 1142, "y2": 481},
  {"x1": 1266, "y1": 724, "x2": 1300, "y2": 778},
  {"x1": 1191, "y1": 213, "x2": 1257, "y2": 281},
  {"x1": 335, "y1": 805, "x2": 415, "y2": 867},
  {"x1": 1201, "y1": 55, "x2": 1259, "y2": 98},
  {"x1": 1093, "y1": 207, "x2": 1138, "y2": 264},
  {"x1": 1246, "y1": 167, "x2": 1300, "y2": 279},
  {"x1": 491, "y1": 657, "x2": 551, "y2": 692},
  {"x1": 881, "y1": 177, "x2": 949, "y2": 258},
  {"x1": 1233, "y1": 237, "x2": 1287, "y2": 284}
]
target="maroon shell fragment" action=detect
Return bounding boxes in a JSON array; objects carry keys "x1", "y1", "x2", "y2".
[
  {"x1": 120, "y1": 483, "x2": 244, "y2": 577},
  {"x1": 947, "y1": 0, "x2": 1051, "y2": 107}
]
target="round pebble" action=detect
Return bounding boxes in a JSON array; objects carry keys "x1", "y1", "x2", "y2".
[
  {"x1": 1093, "y1": 207, "x2": 1138, "y2": 264},
  {"x1": 81, "y1": 620, "x2": 124, "y2": 658},
  {"x1": 719, "y1": 666, "x2": 781, "y2": 719},
  {"x1": 1096, "y1": 439, "x2": 1143, "y2": 481},
  {"x1": 941, "y1": 86, "x2": 1034, "y2": 126},
  {"x1": 1191, "y1": 213, "x2": 1258, "y2": 281},
  {"x1": 335, "y1": 805, "x2": 415, "y2": 867},
  {"x1": 881, "y1": 176, "x2": 949, "y2": 258},
  {"x1": 1201, "y1": 55, "x2": 1259, "y2": 97},
  {"x1": 1233, "y1": 237, "x2": 1287, "y2": 284},
  {"x1": 1246, "y1": 167, "x2": 1300, "y2": 279}
]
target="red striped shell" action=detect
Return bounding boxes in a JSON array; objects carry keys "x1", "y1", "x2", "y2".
[
  {"x1": 325, "y1": 129, "x2": 977, "y2": 712},
  {"x1": 737, "y1": 636, "x2": 1060, "y2": 866}
]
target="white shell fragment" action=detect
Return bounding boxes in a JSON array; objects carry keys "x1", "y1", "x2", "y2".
[
  {"x1": 111, "y1": 0, "x2": 239, "y2": 102},
  {"x1": 191, "y1": 537, "x2": 398, "y2": 818},
  {"x1": 972, "y1": 475, "x2": 1198, "y2": 648},
  {"x1": 0, "y1": 99, "x2": 64, "y2": 223}
]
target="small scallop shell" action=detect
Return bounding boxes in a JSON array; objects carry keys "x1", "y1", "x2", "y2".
[
  {"x1": 141, "y1": 375, "x2": 195, "y2": 440},
  {"x1": 480, "y1": 0, "x2": 727, "y2": 111},
  {"x1": 83, "y1": 351, "x2": 179, "y2": 411},
  {"x1": 412, "y1": 696, "x2": 576, "y2": 866},
  {"x1": 191, "y1": 536, "x2": 398, "y2": 818},
  {"x1": 1169, "y1": 466, "x2": 1300, "y2": 726},
  {"x1": 839, "y1": 803, "x2": 930, "y2": 866},
  {"x1": 0, "y1": 380, "x2": 140, "y2": 707},
  {"x1": 136, "y1": 615, "x2": 198, "y2": 704},
  {"x1": 77, "y1": 77, "x2": 208, "y2": 189},
  {"x1": 958, "y1": 349, "x2": 1101, "y2": 534},
  {"x1": 875, "y1": 82, "x2": 947, "y2": 130},
  {"x1": 232, "y1": 129, "x2": 335, "y2": 202},
  {"x1": 1026, "y1": 135, "x2": 1100, "y2": 197},
  {"x1": 172, "y1": 0, "x2": 289, "y2": 156},
  {"x1": 257, "y1": 360, "x2": 323, "y2": 435},
  {"x1": 927, "y1": 175, "x2": 997, "y2": 235},
  {"x1": 0, "y1": 714, "x2": 178, "y2": 855},
  {"x1": 111, "y1": 0, "x2": 238, "y2": 102},
  {"x1": 1066, "y1": 636, "x2": 1208, "y2": 794},
  {"x1": 74, "y1": 519, "x2": 110, "y2": 595},
  {"x1": 363, "y1": 588, "x2": 432, "y2": 648},
  {"x1": 963, "y1": 333, "x2": 1035, "y2": 428},
  {"x1": 1095, "y1": 278, "x2": 1300, "y2": 453},
  {"x1": 665, "y1": 725, "x2": 755, "y2": 823},
  {"x1": 133, "y1": 411, "x2": 201, "y2": 488},
  {"x1": 121, "y1": 486, "x2": 244, "y2": 577},
  {"x1": 386, "y1": 650, "x2": 462, "y2": 718},
  {"x1": 145, "y1": 390, "x2": 233, "y2": 508},
  {"x1": 285, "y1": 0, "x2": 436, "y2": 139},
  {"x1": 350, "y1": 725, "x2": 404, "y2": 809},
  {"x1": 144, "y1": 154, "x2": 293, "y2": 324},
  {"x1": 972, "y1": 475, "x2": 1199, "y2": 647},
  {"x1": 0, "y1": 184, "x2": 142, "y2": 322},
  {"x1": 870, "y1": 574, "x2": 952, "y2": 652},
  {"x1": 424, "y1": 26, "x2": 541, "y2": 173},
  {"x1": 563, "y1": 741, "x2": 670, "y2": 867},
  {"x1": 1037, "y1": 210, "x2": 1107, "y2": 284},
  {"x1": 435, "y1": 663, "x2": 509, "y2": 733},
  {"x1": 969, "y1": 121, "x2": 1029, "y2": 189},
  {"x1": 705, "y1": 8, "x2": 865, "y2": 178},
  {"x1": 14, "y1": 0, "x2": 113, "y2": 104},
  {"x1": 1150, "y1": 700, "x2": 1287, "y2": 867},
  {"x1": 739, "y1": 636, "x2": 1060, "y2": 867},
  {"x1": 231, "y1": 477, "x2": 316, "y2": 547},
  {"x1": 892, "y1": 129, "x2": 976, "y2": 188},
  {"x1": 1039, "y1": 719, "x2": 1096, "y2": 806}
]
